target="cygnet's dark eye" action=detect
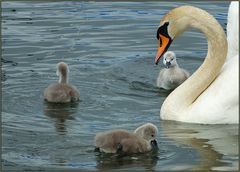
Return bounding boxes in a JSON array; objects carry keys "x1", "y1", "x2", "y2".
[{"x1": 151, "y1": 134, "x2": 154, "y2": 137}]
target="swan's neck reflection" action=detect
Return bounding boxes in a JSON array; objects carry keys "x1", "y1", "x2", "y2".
[{"x1": 160, "y1": 120, "x2": 238, "y2": 171}]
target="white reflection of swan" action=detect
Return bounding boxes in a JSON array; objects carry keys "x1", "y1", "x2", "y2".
[{"x1": 160, "y1": 121, "x2": 238, "y2": 171}]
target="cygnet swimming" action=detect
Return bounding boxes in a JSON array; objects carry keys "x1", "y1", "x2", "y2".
[
  {"x1": 156, "y1": 51, "x2": 190, "y2": 90},
  {"x1": 94, "y1": 123, "x2": 158, "y2": 154},
  {"x1": 44, "y1": 62, "x2": 80, "y2": 103}
]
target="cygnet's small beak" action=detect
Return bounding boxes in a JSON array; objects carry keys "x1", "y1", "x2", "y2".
[
  {"x1": 150, "y1": 139, "x2": 158, "y2": 150},
  {"x1": 165, "y1": 61, "x2": 171, "y2": 68}
]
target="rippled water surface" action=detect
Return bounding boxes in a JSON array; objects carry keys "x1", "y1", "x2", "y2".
[{"x1": 2, "y1": 1, "x2": 238, "y2": 171}]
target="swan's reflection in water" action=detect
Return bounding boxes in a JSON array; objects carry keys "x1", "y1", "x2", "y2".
[
  {"x1": 43, "y1": 102, "x2": 79, "y2": 135},
  {"x1": 160, "y1": 120, "x2": 238, "y2": 171}
]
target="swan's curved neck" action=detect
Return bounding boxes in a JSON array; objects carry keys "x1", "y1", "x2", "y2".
[{"x1": 162, "y1": 9, "x2": 228, "y2": 114}]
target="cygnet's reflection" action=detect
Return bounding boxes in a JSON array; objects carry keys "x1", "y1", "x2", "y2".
[
  {"x1": 95, "y1": 150, "x2": 158, "y2": 171},
  {"x1": 44, "y1": 102, "x2": 79, "y2": 135}
]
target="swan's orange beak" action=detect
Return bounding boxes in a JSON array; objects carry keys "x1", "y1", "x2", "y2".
[{"x1": 155, "y1": 34, "x2": 171, "y2": 65}]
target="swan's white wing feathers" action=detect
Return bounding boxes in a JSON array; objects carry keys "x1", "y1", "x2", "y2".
[
  {"x1": 183, "y1": 54, "x2": 239, "y2": 124},
  {"x1": 226, "y1": 1, "x2": 239, "y2": 60}
]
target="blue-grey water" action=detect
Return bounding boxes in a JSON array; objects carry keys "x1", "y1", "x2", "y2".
[{"x1": 2, "y1": 1, "x2": 238, "y2": 171}]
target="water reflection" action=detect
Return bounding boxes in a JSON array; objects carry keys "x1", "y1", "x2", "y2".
[
  {"x1": 43, "y1": 102, "x2": 79, "y2": 135},
  {"x1": 95, "y1": 150, "x2": 158, "y2": 171},
  {"x1": 129, "y1": 81, "x2": 172, "y2": 97},
  {"x1": 160, "y1": 121, "x2": 238, "y2": 171}
]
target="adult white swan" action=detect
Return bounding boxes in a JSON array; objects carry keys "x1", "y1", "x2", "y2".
[{"x1": 154, "y1": 2, "x2": 239, "y2": 124}]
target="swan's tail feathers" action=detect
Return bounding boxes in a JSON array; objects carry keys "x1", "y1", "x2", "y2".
[{"x1": 226, "y1": 1, "x2": 239, "y2": 60}]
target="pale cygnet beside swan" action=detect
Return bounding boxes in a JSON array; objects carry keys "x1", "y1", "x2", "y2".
[
  {"x1": 156, "y1": 51, "x2": 190, "y2": 90},
  {"x1": 44, "y1": 62, "x2": 80, "y2": 103},
  {"x1": 154, "y1": 2, "x2": 238, "y2": 124},
  {"x1": 94, "y1": 123, "x2": 158, "y2": 154}
]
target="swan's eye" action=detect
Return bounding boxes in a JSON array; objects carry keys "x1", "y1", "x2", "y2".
[
  {"x1": 156, "y1": 21, "x2": 170, "y2": 40},
  {"x1": 151, "y1": 134, "x2": 154, "y2": 137}
]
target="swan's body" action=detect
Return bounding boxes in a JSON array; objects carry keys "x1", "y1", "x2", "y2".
[
  {"x1": 157, "y1": 51, "x2": 190, "y2": 90},
  {"x1": 44, "y1": 62, "x2": 80, "y2": 103},
  {"x1": 226, "y1": 1, "x2": 239, "y2": 60},
  {"x1": 95, "y1": 123, "x2": 158, "y2": 154},
  {"x1": 154, "y1": 3, "x2": 238, "y2": 124}
]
